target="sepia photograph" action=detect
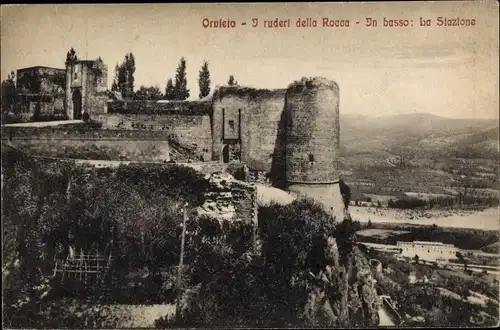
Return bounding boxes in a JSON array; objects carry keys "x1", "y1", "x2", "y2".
[{"x1": 1, "y1": 2, "x2": 499, "y2": 328}]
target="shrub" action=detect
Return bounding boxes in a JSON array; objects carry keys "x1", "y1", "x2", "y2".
[{"x1": 156, "y1": 197, "x2": 379, "y2": 328}]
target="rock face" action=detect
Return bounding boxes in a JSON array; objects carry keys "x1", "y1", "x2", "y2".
[{"x1": 303, "y1": 245, "x2": 380, "y2": 327}]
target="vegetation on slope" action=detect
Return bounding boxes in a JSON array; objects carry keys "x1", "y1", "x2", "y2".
[
  {"x1": 1, "y1": 148, "x2": 209, "y2": 327},
  {"x1": 156, "y1": 200, "x2": 378, "y2": 328},
  {"x1": 3, "y1": 147, "x2": 376, "y2": 328}
]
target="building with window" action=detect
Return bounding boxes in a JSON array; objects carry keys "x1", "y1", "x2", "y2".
[{"x1": 397, "y1": 241, "x2": 458, "y2": 262}]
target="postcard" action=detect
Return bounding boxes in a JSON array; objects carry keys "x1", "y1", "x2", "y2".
[{"x1": 1, "y1": 2, "x2": 499, "y2": 328}]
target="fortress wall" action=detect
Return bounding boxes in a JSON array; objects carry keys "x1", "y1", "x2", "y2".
[
  {"x1": 287, "y1": 182, "x2": 345, "y2": 222},
  {"x1": 212, "y1": 87, "x2": 286, "y2": 172},
  {"x1": 285, "y1": 77, "x2": 340, "y2": 183},
  {"x1": 2, "y1": 127, "x2": 171, "y2": 162},
  {"x1": 107, "y1": 100, "x2": 211, "y2": 115},
  {"x1": 94, "y1": 100, "x2": 213, "y2": 160},
  {"x1": 85, "y1": 70, "x2": 108, "y2": 115}
]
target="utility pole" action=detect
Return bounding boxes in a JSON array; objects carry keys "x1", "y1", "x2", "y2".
[
  {"x1": 85, "y1": 18, "x2": 88, "y2": 60},
  {"x1": 175, "y1": 202, "x2": 189, "y2": 321}
]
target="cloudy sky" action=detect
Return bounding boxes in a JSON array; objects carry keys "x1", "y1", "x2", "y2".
[{"x1": 1, "y1": 2, "x2": 498, "y2": 119}]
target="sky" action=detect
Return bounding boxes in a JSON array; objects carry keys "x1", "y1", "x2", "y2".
[{"x1": 1, "y1": 2, "x2": 499, "y2": 119}]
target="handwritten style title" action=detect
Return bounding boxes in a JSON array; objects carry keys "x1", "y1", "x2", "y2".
[{"x1": 201, "y1": 17, "x2": 476, "y2": 29}]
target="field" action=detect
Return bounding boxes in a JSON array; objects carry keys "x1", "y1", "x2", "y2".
[
  {"x1": 339, "y1": 114, "x2": 498, "y2": 214},
  {"x1": 356, "y1": 229, "x2": 410, "y2": 240},
  {"x1": 350, "y1": 206, "x2": 499, "y2": 231},
  {"x1": 355, "y1": 219, "x2": 499, "y2": 251}
]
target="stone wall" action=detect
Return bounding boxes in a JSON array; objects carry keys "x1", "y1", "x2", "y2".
[
  {"x1": 2, "y1": 127, "x2": 171, "y2": 162},
  {"x1": 107, "y1": 100, "x2": 211, "y2": 115},
  {"x1": 94, "y1": 107, "x2": 212, "y2": 161},
  {"x1": 16, "y1": 94, "x2": 66, "y2": 118},
  {"x1": 212, "y1": 87, "x2": 287, "y2": 176},
  {"x1": 197, "y1": 172, "x2": 258, "y2": 226}
]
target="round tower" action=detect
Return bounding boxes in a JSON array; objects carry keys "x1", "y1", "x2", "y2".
[
  {"x1": 285, "y1": 77, "x2": 340, "y2": 183},
  {"x1": 285, "y1": 77, "x2": 344, "y2": 221}
]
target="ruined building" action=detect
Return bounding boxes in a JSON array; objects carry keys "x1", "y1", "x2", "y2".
[
  {"x1": 7, "y1": 58, "x2": 345, "y2": 220},
  {"x1": 16, "y1": 66, "x2": 66, "y2": 120},
  {"x1": 15, "y1": 58, "x2": 108, "y2": 120}
]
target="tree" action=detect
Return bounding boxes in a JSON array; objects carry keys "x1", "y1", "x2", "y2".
[
  {"x1": 1, "y1": 71, "x2": 17, "y2": 115},
  {"x1": 367, "y1": 219, "x2": 372, "y2": 228},
  {"x1": 455, "y1": 251, "x2": 468, "y2": 270},
  {"x1": 228, "y1": 75, "x2": 238, "y2": 86},
  {"x1": 111, "y1": 53, "x2": 136, "y2": 99},
  {"x1": 65, "y1": 47, "x2": 78, "y2": 66},
  {"x1": 486, "y1": 299, "x2": 499, "y2": 317},
  {"x1": 124, "y1": 53, "x2": 136, "y2": 97},
  {"x1": 173, "y1": 57, "x2": 190, "y2": 100},
  {"x1": 134, "y1": 85, "x2": 164, "y2": 101},
  {"x1": 339, "y1": 179, "x2": 351, "y2": 209},
  {"x1": 198, "y1": 60, "x2": 211, "y2": 99},
  {"x1": 388, "y1": 199, "x2": 395, "y2": 208},
  {"x1": 165, "y1": 79, "x2": 175, "y2": 100},
  {"x1": 111, "y1": 64, "x2": 120, "y2": 92},
  {"x1": 413, "y1": 254, "x2": 420, "y2": 264}
]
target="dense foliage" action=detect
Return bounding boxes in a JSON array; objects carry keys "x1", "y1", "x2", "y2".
[
  {"x1": 1, "y1": 71, "x2": 17, "y2": 118},
  {"x1": 133, "y1": 85, "x2": 164, "y2": 100},
  {"x1": 164, "y1": 78, "x2": 175, "y2": 101},
  {"x1": 385, "y1": 195, "x2": 499, "y2": 209},
  {"x1": 3, "y1": 148, "x2": 379, "y2": 328},
  {"x1": 2, "y1": 148, "x2": 210, "y2": 327},
  {"x1": 156, "y1": 199, "x2": 378, "y2": 328},
  {"x1": 365, "y1": 247, "x2": 499, "y2": 327}
]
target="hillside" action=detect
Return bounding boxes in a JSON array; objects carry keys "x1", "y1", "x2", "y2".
[{"x1": 340, "y1": 113, "x2": 498, "y2": 159}]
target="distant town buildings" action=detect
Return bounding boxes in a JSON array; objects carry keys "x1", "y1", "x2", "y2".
[{"x1": 397, "y1": 241, "x2": 458, "y2": 262}]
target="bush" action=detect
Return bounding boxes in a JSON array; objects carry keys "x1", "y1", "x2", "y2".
[
  {"x1": 1, "y1": 149, "x2": 210, "y2": 311},
  {"x1": 33, "y1": 113, "x2": 69, "y2": 122},
  {"x1": 156, "y1": 198, "x2": 379, "y2": 328}
]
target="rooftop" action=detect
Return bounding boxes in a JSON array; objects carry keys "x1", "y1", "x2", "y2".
[
  {"x1": 398, "y1": 240, "x2": 457, "y2": 247},
  {"x1": 17, "y1": 66, "x2": 65, "y2": 72},
  {"x1": 414, "y1": 241, "x2": 445, "y2": 245}
]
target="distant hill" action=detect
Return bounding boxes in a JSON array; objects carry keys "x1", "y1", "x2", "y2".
[
  {"x1": 340, "y1": 113, "x2": 498, "y2": 159},
  {"x1": 446, "y1": 126, "x2": 499, "y2": 156}
]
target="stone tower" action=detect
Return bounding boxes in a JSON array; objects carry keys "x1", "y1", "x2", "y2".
[
  {"x1": 285, "y1": 77, "x2": 345, "y2": 221},
  {"x1": 65, "y1": 59, "x2": 108, "y2": 120}
]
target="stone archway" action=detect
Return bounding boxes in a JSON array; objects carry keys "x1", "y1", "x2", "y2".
[{"x1": 72, "y1": 89, "x2": 82, "y2": 120}]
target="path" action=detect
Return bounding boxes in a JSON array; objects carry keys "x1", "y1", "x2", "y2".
[{"x1": 2, "y1": 120, "x2": 83, "y2": 127}]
